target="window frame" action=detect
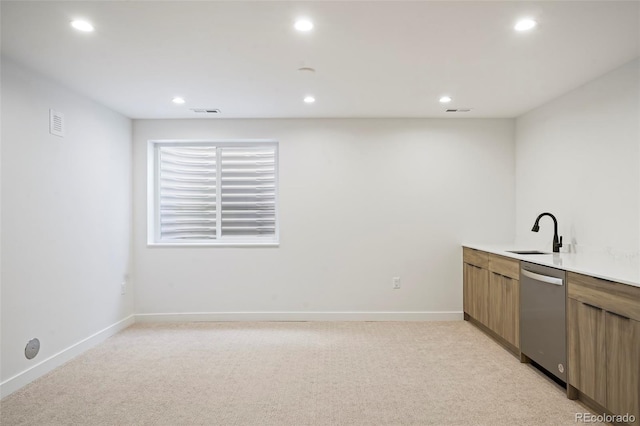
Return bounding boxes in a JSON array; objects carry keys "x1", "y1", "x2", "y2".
[{"x1": 147, "y1": 139, "x2": 279, "y2": 247}]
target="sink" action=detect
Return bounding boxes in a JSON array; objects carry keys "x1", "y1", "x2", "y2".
[{"x1": 507, "y1": 250, "x2": 550, "y2": 255}]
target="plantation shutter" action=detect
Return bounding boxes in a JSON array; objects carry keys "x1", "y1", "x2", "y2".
[
  {"x1": 158, "y1": 146, "x2": 217, "y2": 240},
  {"x1": 220, "y1": 146, "x2": 277, "y2": 239},
  {"x1": 154, "y1": 141, "x2": 278, "y2": 244}
]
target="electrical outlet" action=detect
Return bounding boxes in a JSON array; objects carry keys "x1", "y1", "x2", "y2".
[
  {"x1": 392, "y1": 277, "x2": 401, "y2": 289},
  {"x1": 120, "y1": 281, "x2": 126, "y2": 295}
]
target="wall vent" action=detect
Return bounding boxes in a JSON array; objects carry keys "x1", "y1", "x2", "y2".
[
  {"x1": 49, "y1": 109, "x2": 64, "y2": 137},
  {"x1": 445, "y1": 108, "x2": 472, "y2": 113},
  {"x1": 25, "y1": 338, "x2": 40, "y2": 359},
  {"x1": 191, "y1": 108, "x2": 221, "y2": 114}
]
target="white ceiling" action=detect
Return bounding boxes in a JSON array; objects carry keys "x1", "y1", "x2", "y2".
[{"x1": 1, "y1": 1, "x2": 639, "y2": 119}]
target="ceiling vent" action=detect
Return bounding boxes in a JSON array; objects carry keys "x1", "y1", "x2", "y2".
[
  {"x1": 49, "y1": 109, "x2": 64, "y2": 137},
  {"x1": 445, "y1": 108, "x2": 472, "y2": 113},
  {"x1": 191, "y1": 108, "x2": 221, "y2": 114}
]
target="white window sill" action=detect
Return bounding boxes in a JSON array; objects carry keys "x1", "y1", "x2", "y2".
[{"x1": 147, "y1": 242, "x2": 280, "y2": 248}]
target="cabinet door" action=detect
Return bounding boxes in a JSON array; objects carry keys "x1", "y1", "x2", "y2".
[
  {"x1": 463, "y1": 263, "x2": 489, "y2": 326},
  {"x1": 488, "y1": 273, "x2": 519, "y2": 348},
  {"x1": 488, "y1": 272, "x2": 505, "y2": 337},
  {"x1": 567, "y1": 298, "x2": 607, "y2": 406},
  {"x1": 473, "y1": 266, "x2": 490, "y2": 327},
  {"x1": 502, "y1": 276, "x2": 519, "y2": 348},
  {"x1": 463, "y1": 263, "x2": 475, "y2": 318},
  {"x1": 606, "y1": 313, "x2": 640, "y2": 425}
]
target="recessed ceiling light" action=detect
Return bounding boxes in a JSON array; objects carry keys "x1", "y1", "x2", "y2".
[
  {"x1": 295, "y1": 19, "x2": 314, "y2": 32},
  {"x1": 70, "y1": 20, "x2": 94, "y2": 32},
  {"x1": 439, "y1": 96, "x2": 452, "y2": 103},
  {"x1": 304, "y1": 96, "x2": 315, "y2": 104},
  {"x1": 172, "y1": 97, "x2": 186, "y2": 104},
  {"x1": 514, "y1": 19, "x2": 537, "y2": 32}
]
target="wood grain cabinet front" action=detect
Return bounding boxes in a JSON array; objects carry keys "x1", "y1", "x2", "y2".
[
  {"x1": 463, "y1": 248, "x2": 519, "y2": 350},
  {"x1": 567, "y1": 298, "x2": 607, "y2": 406},
  {"x1": 488, "y1": 254, "x2": 520, "y2": 348},
  {"x1": 605, "y1": 313, "x2": 640, "y2": 426},
  {"x1": 500, "y1": 273, "x2": 520, "y2": 348},
  {"x1": 463, "y1": 248, "x2": 490, "y2": 325},
  {"x1": 567, "y1": 272, "x2": 640, "y2": 426},
  {"x1": 463, "y1": 261, "x2": 489, "y2": 327}
]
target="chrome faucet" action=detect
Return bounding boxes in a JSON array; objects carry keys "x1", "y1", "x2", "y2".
[{"x1": 532, "y1": 212, "x2": 563, "y2": 253}]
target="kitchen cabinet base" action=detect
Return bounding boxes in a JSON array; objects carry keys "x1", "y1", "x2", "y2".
[
  {"x1": 567, "y1": 384, "x2": 579, "y2": 400},
  {"x1": 573, "y1": 390, "x2": 628, "y2": 425}
]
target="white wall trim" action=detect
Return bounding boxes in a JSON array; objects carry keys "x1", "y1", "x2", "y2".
[
  {"x1": 0, "y1": 311, "x2": 463, "y2": 399},
  {"x1": 0, "y1": 315, "x2": 135, "y2": 399},
  {"x1": 135, "y1": 311, "x2": 463, "y2": 322}
]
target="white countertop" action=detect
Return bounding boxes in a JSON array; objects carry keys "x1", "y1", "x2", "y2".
[{"x1": 463, "y1": 243, "x2": 640, "y2": 288}]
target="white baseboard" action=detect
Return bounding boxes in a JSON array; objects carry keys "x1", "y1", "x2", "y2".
[
  {"x1": 0, "y1": 315, "x2": 135, "y2": 399},
  {"x1": 1, "y1": 311, "x2": 462, "y2": 398},
  {"x1": 135, "y1": 311, "x2": 463, "y2": 322}
]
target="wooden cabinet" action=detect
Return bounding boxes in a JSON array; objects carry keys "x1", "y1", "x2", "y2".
[
  {"x1": 474, "y1": 269, "x2": 490, "y2": 327},
  {"x1": 463, "y1": 247, "x2": 639, "y2": 425},
  {"x1": 463, "y1": 248, "x2": 519, "y2": 349},
  {"x1": 567, "y1": 297, "x2": 607, "y2": 406},
  {"x1": 463, "y1": 251, "x2": 489, "y2": 326},
  {"x1": 463, "y1": 263, "x2": 481, "y2": 319},
  {"x1": 606, "y1": 313, "x2": 640, "y2": 426},
  {"x1": 568, "y1": 272, "x2": 640, "y2": 425},
  {"x1": 487, "y1": 272, "x2": 504, "y2": 334},
  {"x1": 494, "y1": 273, "x2": 519, "y2": 347},
  {"x1": 488, "y1": 253, "x2": 520, "y2": 348}
]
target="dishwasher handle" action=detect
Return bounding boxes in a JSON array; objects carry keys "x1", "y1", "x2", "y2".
[{"x1": 521, "y1": 269, "x2": 564, "y2": 286}]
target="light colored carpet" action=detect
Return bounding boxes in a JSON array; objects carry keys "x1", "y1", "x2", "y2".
[{"x1": 1, "y1": 321, "x2": 600, "y2": 425}]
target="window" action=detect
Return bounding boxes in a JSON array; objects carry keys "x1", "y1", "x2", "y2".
[{"x1": 148, "y1": 140, "x2": 278, "y2": 246}]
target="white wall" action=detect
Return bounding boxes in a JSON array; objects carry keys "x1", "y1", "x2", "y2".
[
  {"x1": 133, "y1": 118, "x2": 515, "y2": 319},
  {"x1": 0, "y1": 59, "x2": 133, "y2": 395},
  {"x1": 515, "y1": 59, "x2": 640, "y2": 256}
]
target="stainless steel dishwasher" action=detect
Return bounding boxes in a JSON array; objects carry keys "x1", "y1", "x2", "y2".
[{"x1": 520, "y1": 261, "x2": 567, "y2": 382}]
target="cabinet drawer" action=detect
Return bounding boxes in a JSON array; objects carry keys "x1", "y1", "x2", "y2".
[
  {"x1": 463, "y1": 247, "x2": 488, "y2": 269},
  {"x1": 568, "y1": 272, "x2": 640, "y2": 322},
  {"x1": 488, "y1": 253, "x2": 520, "y2": 280}
]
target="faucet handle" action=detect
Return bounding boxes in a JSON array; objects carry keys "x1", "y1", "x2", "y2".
[{"x1": 558, "y1": 236, "x2": 563, "y2": 249}]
